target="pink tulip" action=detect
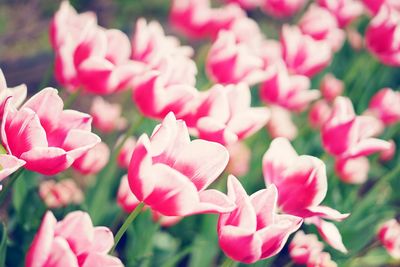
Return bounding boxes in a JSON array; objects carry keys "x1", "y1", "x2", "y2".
[
  {"x1": 39, "y1": 179, "x2": 83, "y2": 208},
  {"x1": 117, "y1": 136, "x2": 137, "y2": 169},
  {"x1": 218, "y1": 176, "x2": 302, "y2": 263},
  {"x1": 260, "y1": 62, "x2": 320, "y2": 112},
  {"x1": 261, "y1": 0, "x2": 307, "y2": 18},
  {"x1": 72, "y1": 142, "x2": 110, "y2": 175},
  {"x1": 0, "y1": 69, "x2": 27, "y2": 117},
  {"x1": 226, "y1": 142, "x2": 251, "y2": 177},
  {"x1": 267, "y1": 105, "x2": 298, "y2": 140},
  {"x1": 183, "y1": 83, "x2": 270, "y2": 145},
  {"x1": 362, "y1": 0, "x2": 400, "y2": 15},
  {"x1": 322, "y1": 97, "x2": 391, "y2": 159},
  {"x1": 117, "y1": 175, "x2": 181, "y2": 227},
  {"x1": 335, "y1": 157, "x2": 370, "y2": 184},
  {"x1": 1, "y1": 88, "x2": 100, "y2": 175},
  {"x1": 320, "y1": 74, "x2": 344, "y2": 102},
  {"x1": 299, "y1": 5, "x2": 345, "y2": 51},
  {"x1": 346, "y1": 28, "x2": 364, "y2": 50},
  {"x1": 378, "y1": 219, "x2": 400, "y2": 259},
  {"x1": 90, "y1": 97, "x2": 126, "y2": 133},
  {"x1": 263, "y1": 137, "x2": 349, "y2": 222},
  {"x1": 0, "y1": 154, "x2": 26, "y2": 183},
  {"x1": 317, "y1": 0, "x2": 364, "y2": 28},
  {"x1": 281, "y1": 25, "x2": 333, "y2": 77},
  {"x1": 224, "y1": 0, "x2": 262, "y2": 9},
  {"x1": 368, "y1": 88, "x2": 400, "y2": 125},
  {"x1": 26, "y1": 211, "x2": 123, "y2": 267},
  {"x1": 365, "y1": 5, "x2": 400, "y2": 66},
  {"x1": 308, "y1": 100, "x2": 332, "y2": 129},
  {"x1": 206, "y1": 30, "x2": 266, "y2": 86},
  {"x1": 289, "y1": 231, "x2": 324, "y2": 265},
  {"x1": 307, "y1": 251, "x2": 337, "y2": 267},
  {"x1": 127, "y1": 112, "x2": 235, "y2": 216},
  {"x1": 380, "y1": 139, "x2": 396, "y2": 161}
]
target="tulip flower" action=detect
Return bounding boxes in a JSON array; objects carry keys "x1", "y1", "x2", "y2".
[
  {"x1": 334, "y1": 157, "x2": 370, "y2": 184},
  {"x1": 308, "y1": 100, "x2": 332, "y2": 129},
  {"x1": 281, "y1": 25, "x2": 333, "y2": 77},
  {"x1": 267, "y1": 105, "x2": 298, "y2": 140},
  {"x1": 206, "y1": 30, "x2": 266, "y2": 86},
  {"x1": 39, "y1": 179, "x2": 83, "y2": 208},
  {"x1": 362, "y1": 0, "x2": 400, "y2": 15},
  {"x1": 226, "y1": 142, "x2": 251, "y2": 177},
  {"x1": 299, "y1": 5, "x2": 345, "y2": 51},
  {"x1": 117, "y1": 136, "x2": 137, "y2": 169},
  {"x1": 183, "y1": 83, "x2": 270, "y2": 145},
  {"x1": 90, "y1": 97, "x2": 127, "y2": 133},
  {"x1": 127, "y1": 112, "x2": 235, "y2": 216},
  {"x1": 320, "y1": 74, "x2": 344, "y2": 102},
  {"x1": 117, "y1": 175, "x2": 181, "y2": 226},
  {"x1": 365, "y1": 5, "x2": 400, "y2": 67},
  {"x1": 380, "y1": 139, "x2": 395, "y2": 161},
  {"x1": 367, "y1": 88, "x2": 400, "y2": 125},
  {"x1": 0, "y1": 69, "x2": 27, "y2": 117},
  {"x1": 289, "y1": 231, "x2": 324, "y2": 265},
  {"x1": 322, "y1": 96, "x2": 390, "y2": 159},
  {"x1": 307, "y1": 251, "x2": 338, "y2": 267},
  {"x1": 346, "y1": 28, "x2": 364, "y2": 50},
  {"x1": 218, "y1": 176, "x2": 302, "y2": 263},
  {"x1": 317, "y1": 0, "x2": 364, "y2": 28},
  {"x1": 260, "y1": 61, "x2": 320, "y2": 112},
  {"x1": 261, "y1": 0, "x2": 307, "y2": 18},
  {"x1": 72, "y1": 142, "x2": 110, "y2": 175},
  {"x1": 26, "y1": 211, "x2": 123, "y2": 267},
  {"x1": 378, "y1": 219, "x2": 400, "y2": 259},
  {"x1": 1, "y1": 88, "x2": 100, "y2": 175}
]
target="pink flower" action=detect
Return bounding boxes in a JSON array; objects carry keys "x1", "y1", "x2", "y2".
[
  {"x1": 117, "y1": 136, "x2": 137, "y2": 169},
  {"x1": 183, "y1": 83, "x2": 270, "y2": 145},
  {"x1": 263, "y1": 137, "x2": 348, "y2": 222},
  {"x1": 317, "y1": 0, "x2": 364, "y2": 28},
  {"x1": 308, "y1": 100, "x2": 332, "y2": 129},
  {"x1": 335, "y1": 157, "x2": 370, "y2": 184},
  {"x1": 261, "y1": 0, "x2": 307, "y2": 18},
  {"x1": 380, "y1": 139, "x2": 396, "y2": 161},
  {"x1": 368, "y1": 88, "x2": 400, "y2": 125},
  {"x1": 362, "y1": 0, "x2": 400, "y2": 15},
  {"x1": 117, "y1": 175, "x2": 181, "y2": 227},
  {"x1": 90, "y1": 97, "x2": 126, "y2": 133},
  {"x1": 365, "y1": 5, "x2": 400, "y2": 66},
  {"x1": 72, "y1": 142, "x2": 110, "y2": 175},
  {"x1": 307, "y1": 251, "x2": 337, "y2": 267},
  {"x1": 281, "y1": 25, "x2": 333, "y2": 77},
  {"x1": 39, "y1": 179, "x2": 83, "y2": 208},
  {"x1": 206, "y1": 30, "x2": 266, "y2": 86},
  {"x1": 267, "y1": 105, "x2": 298, "y2": 140},
  {"x1": 226, "y1": 142, "x2": 251, "y2": 177},
  {"x1": 378, "y1": 219, "x2": 400, "y2": 259},
  {"x1": 218, "y1": 176, "x2": 302, "y2": 263},
  {"x1": 0, "y1": 69, "x2": 27, "y2": 117},
  {"x1": 127, "y1": 112, "x2": 235, "y2": 216},
  {"x1": 1, "y1": 88, "x2": 100, "y2": 175},
  {"x1": 289, "y1": 231, "x2": 324, "y2": 265},
  {"x1": 320, "y1": 74, "x2": 344, "y2": 102},
  {"x1": 299, "y1": 5, "x2": 345, "y2": 51},
  {"x1": 322, "y1": 97, "x2": 391, "y2": 159},
  {"x1": 346, "y1": 28, "x2": 364, "y2": 50},
  {"x1": 26, "y1": 211, "x2": 123, "y2": 267},
  {"x1": 260, "y1": 62, "x2": 320, "y2": 112}
]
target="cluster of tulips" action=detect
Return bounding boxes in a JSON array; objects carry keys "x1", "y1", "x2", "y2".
[{"x1": 0, "y1": 0, "x2": 399, "y2": 266}]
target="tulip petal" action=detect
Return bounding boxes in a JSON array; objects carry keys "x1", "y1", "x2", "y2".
[
  {"x1": 311, "y1": 218, "x2": 348, "y2": 253},
  {"x1": 89, "y1": 227, "x2": 114, "y2": 254},
  {"x1": 195, "y1": 189, "x2": 236, "y2": 215},
  {"x1": 63, "y1": 129, "x2": 101, "y2": 160},
  {"x1": 0, "y1": 154, "x2": 25, "y2": 182},
  {"x1": 44, "y1": 237, "x2": 79, "y2": 267},
  {"x1": 81, "y1": 253, "x2": 124, "y2": 267}
]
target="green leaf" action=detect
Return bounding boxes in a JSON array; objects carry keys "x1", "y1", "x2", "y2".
[{"x1": 0, "y1": 223, "x2": 7, "y2": 267}]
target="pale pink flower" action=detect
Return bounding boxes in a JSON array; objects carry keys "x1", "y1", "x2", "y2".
[
  {"x1": 117, "y1": 136, "x2": 137, "y2": 169},
  {"x1": 218, "y1": 176, "x2": 302, "y2": 263},
  {"x1": 378, "y1": 219, "x2": 400, "y2": 259},
  {"x1": 267, "y1": 105, "x2": 298, "y2": 140},
  {"x1": 1, "y1": 88, "x2": 100, "y2": 175},
  {"x1": 307, "y1": 251, "x2": 338, "y2": 267},
  {"x1": 317, "y1": 0, "x2": 364, "y2": 27},
  {"x1": 261, "y1": 0, "x2": 307, "y2": 18},
  {"x1": 0, "y1": 69, "x2": 27, "y2": 117},
  {"x1": 346, "y1": 28, "x2": 364, "y2": 50},
  {"x1": 367, "y1": 88, "x2": 400, "y2": 125},
  {"x1": 127, "y1": 112, "x2": 235, "y2": 216},
  {"x1": 39, "y1": 179, "x2": 83, "y2": 208},
  {"x1": 72, "y1": 142, "x2": 110, "y2": 175},
  {"x1": 320, "y1": 74, "x2": 344, "y2": 102},
  {"x1": 26, "y1": 211, "x2": 123, "y2": 267},
  {"x1": 226, "y1": 142, "x2": 251, "y2": 177},
  {"x1": 90, "y1": 97, "x2": 126, "y2": 133},
  {"x1": 308, "y1": 100, "x2": 332, "y2": 129},
  {"x1": 335, "y1": 157, "x2": 370, "y2": 184},
  {"x1": 289, "y1": 231, "x2": 324, "y2": 265},
  {"x1": 380, "y1": 139, "x2": 396, "y2": 161}
]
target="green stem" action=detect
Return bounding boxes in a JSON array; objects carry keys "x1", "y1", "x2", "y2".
[
  {"x1": 162, "y1": 246, "x2": 193, "y2": 267},
  {"x1": 0, "y1": 168, "x2": 25, "y2": 204},
  {"x1": 221, "y1": 256, "x2": 237, "y2": 267},
  {"x1": 110, "y1": 202, "x2": 145, "y2": 254},
  {"x1": 64, "y1": 88, "x2": 81, "y2": 109}
]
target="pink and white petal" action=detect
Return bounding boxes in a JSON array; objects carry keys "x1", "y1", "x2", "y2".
[
  {"x1": 194, "y1": 189, "x2": 236, "y2": 215},
  {"x1": 197, "y1": 85, "x2": 231, "y2": 123},
  {"x1": 59, "y1": 110, "x2": 92, "y2": 131},
  {"x1": 21, "y1": 88, "x2": 64, "y2": 133},
  {"x1": 8, "y1": 83, "x2": 27, "y2": 108},
  {"x1": 89, "y1": 227, "x2": 114, "y2": 254},
  {"x1": 249, "y1": 185, "x2": 278, "y2": 229},
  {"x1": 43, "y1": 237, "x2": 79, "y2": 267},
  {"x1": 173, "y1": 139, "x2": 229, "y2": 191},
  {"x1": 128, "y1": 134, "x2": 155, "y2": 201},
  {"x1": 0, "y1": 154, "x2": 25, "y2": 182},
  {"x1": 105, "y1": 29, "x2": 131, "y2": 64},
  {"x1": 226, "y1": 83, "x2": 251, "y2": 114},
  {"x1": 63, "y1": 129, "x2": 101, "y2": 160},
  {"x1": 197, "y1": 117, "x2": 238, "y2": 145},
  {"x1": 227, "y1": 107, "x2": 270, "y2": 140},
  {"x1": 77, "y1": 58, "x2": 115, "y2": 94},
  {"x1": 55, "y1": 211, "x2": 94, "y2": 255},
  {"x1": 26, "y1": 211, "x2": 57, "y2": 267},
  {"x1": 311, "y1": 218, "x2": 348, "y2": 253},
  {"x1": 81, "y1": 253, "x2": 123, "y2": 267},
  {"x1": 20, "y1": 147, "x2": 72, "y2": 175},
  {"x1": 262, "y1": 137, "x2": 299, "y2": 185},
  {"x1": 347, "y1": 138, "x2": 391, "y2": 158},
  {"x1": 306, "y1": 206, "x2": 350, "y2": 221},
  {"x1": 144, "y1": 163, "x2": 200, "y2": 216}
]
